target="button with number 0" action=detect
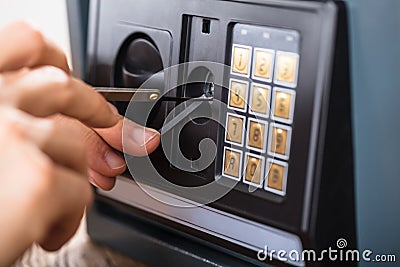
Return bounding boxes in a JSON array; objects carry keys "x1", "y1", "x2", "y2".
[{"x1": 244, "y1": 153, "x2": 265, "y2": 187}]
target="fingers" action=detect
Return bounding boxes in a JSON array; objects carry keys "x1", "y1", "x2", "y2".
[
  {"x1": 2, "y1": 107, "x2": 87, "y2": 175},
  {"x1": 0, "y1": 21, "x2": 70, "y2": 73},
  {"x1": 0, "y1": 66, "x2": 119, "y2": 128},
  {"x1": 51, "y1": 113, "x2": 160, "y2": 190},
  {"x1": 95, "y1": 109, "x2": 161, "y2": 157},
  {"x1": 52, "y1": 115, "x2": 125, "y2": 189},
  {"x1": 88, "y1": 169, "x2": 116, "y2": 191},
  {"x1": 38, "y1": 165, "x2": 92, "y2": 251},
  {"x1": 0, "y1": 107, "x2": 92, "y2": 252}
]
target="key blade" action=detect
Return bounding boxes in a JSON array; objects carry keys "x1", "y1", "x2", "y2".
[{"x1": 95, "y1": 87, "x2": 161, "y2": 102}]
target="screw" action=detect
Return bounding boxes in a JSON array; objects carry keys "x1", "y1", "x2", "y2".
[{"x1": 149, "y1": 93, "x2": 159, "y2": 101}]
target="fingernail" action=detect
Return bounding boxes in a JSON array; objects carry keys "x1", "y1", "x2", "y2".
[
  {"x1": 105, "y1": 151, "x2": 126, "y2": 170},
  {"x1": 88, "y1": 176, "x2": 98, "y2": 187},
  {"x1": 132, "y1": 127, "x2": 160, "y2": 147}
]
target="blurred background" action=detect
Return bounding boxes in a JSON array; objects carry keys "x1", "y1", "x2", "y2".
[{"x1": 0, "y1": 0, "x2": 71, "y2": 64}]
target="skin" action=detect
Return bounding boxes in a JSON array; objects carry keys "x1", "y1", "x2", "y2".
[{"x1": 0, "y1": 21, "x2": 161, "y2": 266}]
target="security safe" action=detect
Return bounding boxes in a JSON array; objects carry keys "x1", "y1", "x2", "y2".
[{"x1": 67, "y1": 0, "x2": 358, "y2": 266}]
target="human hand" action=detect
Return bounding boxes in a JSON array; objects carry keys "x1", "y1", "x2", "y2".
[
  {"x1": 0, "y1": 21, "x2": 160, "y2": 265},
  {"x1": 0, "y1": 21, "x2": 160, "y2": 190},
  {"x1": 0, "y1": 106, "x2": 93, "y2": 267}
]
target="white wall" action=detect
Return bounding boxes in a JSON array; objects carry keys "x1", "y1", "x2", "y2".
[{"x1": 0, "y1": 0, "x2": 71, "y2": 64}]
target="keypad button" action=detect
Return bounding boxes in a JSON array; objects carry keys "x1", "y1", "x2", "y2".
[
  {"x1": 244, "y1": 154, "x2": 264, "y2": 187},
  {"x1": 229, "y1": 79, "x2": 248, "y2": 111},
  {"x1": 272, "y1": 87, "x2": 296, "y2": 124},
  {"x1": 225, "y1": 114, "x2": 245, "y2": 145},
  {"x1": 268, "y1": 124, "x2": 292, "y2": 160},
  {"x1": 250, "y1": 84, "x2": 270, "y2": 117},
  {"x1": 231, "y1": 45, "x2": 251, "y2": 76},
  {"x1": 247, "y1": 119, "x2": 267, "y2": 152},
  {"x1": 265, "y1": 159, "x2": 288, "y2": 196},
  {"x1": 275, "y1": 51, "x2": 299, "y2": 87},
  {"x1": 253, "y1": 48, "x2": 274, "y2": 82},
  {"x1": 223, "y1": 148, "x2": 243, "y2": 180}
]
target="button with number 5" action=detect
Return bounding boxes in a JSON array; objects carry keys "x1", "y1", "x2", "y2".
[{"x1": 250, "y1": 83, "x2": 271, "y2": 118}]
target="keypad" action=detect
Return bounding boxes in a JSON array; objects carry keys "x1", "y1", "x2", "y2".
[{"x1": 222, "y1": 24, "x2": 300, "y2": 197}]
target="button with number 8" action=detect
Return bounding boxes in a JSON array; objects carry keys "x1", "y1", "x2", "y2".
[{"x1": 246, "y1": 118, "x2": 267, "y2": 152}]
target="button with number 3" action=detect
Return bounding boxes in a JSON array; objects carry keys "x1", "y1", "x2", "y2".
[{"x1": 274, "y1": 51, "x2": 299, "y2": 88}]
